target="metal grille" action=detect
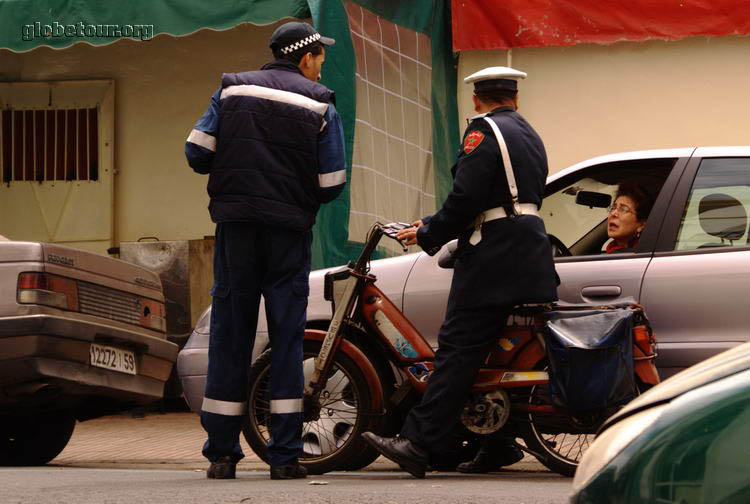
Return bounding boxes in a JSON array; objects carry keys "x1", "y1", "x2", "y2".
[
  {"x1": 1, "y1": 107, "x2": 99, "y2": 183},
  {"x1": 78, "y1": 281, "x2": 141, "y2": 326}
]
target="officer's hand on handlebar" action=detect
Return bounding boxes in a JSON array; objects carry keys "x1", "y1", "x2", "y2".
[{"x1": 396, "y1": 219, "x2": 424, "y2": 246}]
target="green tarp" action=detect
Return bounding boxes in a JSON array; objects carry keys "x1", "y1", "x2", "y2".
[
  {"x1": 1, "y1": 0, "x2": 458, "y2": 269},
  {"x1": 310, "y1": 0, "x2": 458, "y2": 267},
  {"x1": 3, "y1": 0, "x2": 310, "y2": 52}
]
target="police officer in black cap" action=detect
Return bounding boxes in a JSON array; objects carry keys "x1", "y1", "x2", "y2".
[
  {"x1": 185, "y1": 21, "x2": 346, "y2": 480},
  {"x1": 362, "y1": 67, "x2": 558, "y2": 478}
]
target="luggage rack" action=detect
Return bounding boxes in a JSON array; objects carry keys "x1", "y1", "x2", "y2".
[{"x1": 508, "y1": 300, "x2": 657, "y2": 361}]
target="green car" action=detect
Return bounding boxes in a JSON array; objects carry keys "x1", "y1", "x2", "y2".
[{"x1": 571, "y1": 342, "x2": 750, "y2": 504}]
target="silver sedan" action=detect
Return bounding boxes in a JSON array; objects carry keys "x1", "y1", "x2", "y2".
[{"x1": 178, "y1": 146, "x2": 750, "y2": 414}]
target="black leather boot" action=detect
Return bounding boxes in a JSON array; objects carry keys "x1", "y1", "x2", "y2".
[
  {"x1": 456, "y1": 439, "x2": 523, "y2": 473},
  {"x1": 207, "y1": 456, "x2": 237, "y2": 479},
  {"x1": 362, "y1": 432, "x2": 429, "y2": 478},
  {"x1": 270, "y1": 461, "x2": 308, "y2": 480}
]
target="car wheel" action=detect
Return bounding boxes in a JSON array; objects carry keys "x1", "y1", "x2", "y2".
[{"x1": 0, "y1": 412, "x2": 76, "y2": 466}]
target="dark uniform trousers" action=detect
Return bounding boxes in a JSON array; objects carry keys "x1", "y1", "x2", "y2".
[
  {"x1": 400, "y1": 107, "x2": 557, "y2": 457},
  {"x1": 400, "y1": 283, "x2": 511, "y2": 455},
  {"x1": 201, "y1": 222, "x2": 311, "y2": 466},
  {"x1": 402, "y1": 216, "x2": 555, "y2": 455}
]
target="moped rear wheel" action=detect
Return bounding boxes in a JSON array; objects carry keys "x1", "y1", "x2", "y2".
[
  {"x1": 519, "y1": 377, "x2": 650, "y2": 477},
  {"x1": 243, "y1": 340, "x2": 382, "y2": 474},
  {"x1": 518, "y1": 381, "x2": 597, "y2": 477}
]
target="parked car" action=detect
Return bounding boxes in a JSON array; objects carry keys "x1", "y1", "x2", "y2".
[
  {"x1": 0, "y1": 241, "x2": 179, "y2": 465},
  {"x1": 178, "y1": 146, "x2": 750, "y2": 414},
  {"x1": 570, "y1": 341, "x2": 750, "y2": 503}
]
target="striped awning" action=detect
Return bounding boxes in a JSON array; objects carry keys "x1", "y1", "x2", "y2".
[{"x1": 0, "y1": 0, "x2": 310, "y2": 52}]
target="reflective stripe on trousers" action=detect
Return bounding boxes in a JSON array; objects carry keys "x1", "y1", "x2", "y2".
[
  {"x1": 270, "y1": 398, "x2": 304, "y2": 414},
  {"x1": 201, "y1": 398, "x2": 246, "y2": 416},
  {"x1": 200, "y1": 222, "x2": 310, "y2": 466}
]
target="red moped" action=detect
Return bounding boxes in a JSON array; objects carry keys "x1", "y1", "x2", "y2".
[{"x1": 243, "y1": 222, "x2": 659, "y2": 476}]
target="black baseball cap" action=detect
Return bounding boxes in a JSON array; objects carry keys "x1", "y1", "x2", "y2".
[{"x1": 270, "y1": 21, "x2": 335, "y2": 55}]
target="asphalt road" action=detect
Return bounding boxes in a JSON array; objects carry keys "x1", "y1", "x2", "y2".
[{"x1": 0, "y1": 467, "x2": 572, "y2": 504}]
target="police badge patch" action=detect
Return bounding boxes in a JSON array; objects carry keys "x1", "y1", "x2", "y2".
[{"x1": 463, "y1": 130, "x2": 485, "y2": 154}]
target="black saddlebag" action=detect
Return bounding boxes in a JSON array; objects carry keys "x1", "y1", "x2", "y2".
[{"x1": 544, "y1": 307, "x2": 638, "y2": 411}]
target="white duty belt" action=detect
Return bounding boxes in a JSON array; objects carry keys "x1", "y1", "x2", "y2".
[
  {"x1": 469, "y1": 204, "x2": 540, "y2": 245},
  {"x1": 468, "y1": 116, "x2": 541, "y2": 246}
]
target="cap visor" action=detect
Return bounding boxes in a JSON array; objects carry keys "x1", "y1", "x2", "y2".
[{"x1": 320, "y1": 35, "x2": 335, "y2": 46}]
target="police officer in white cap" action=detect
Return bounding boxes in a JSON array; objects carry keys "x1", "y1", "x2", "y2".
[{"x1": 362, "y1": 67, "x2": 558, "y2": 477}]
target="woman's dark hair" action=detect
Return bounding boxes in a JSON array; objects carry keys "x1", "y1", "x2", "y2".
[
  {"x1": 615, "y1": 179, "x2": 656, "y2": 221},
  {"x1": 272, "y1": 41, "x2": 323, "y2": 65}
]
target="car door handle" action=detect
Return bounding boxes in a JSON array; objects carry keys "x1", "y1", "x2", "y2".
[{"x1": 581, "y1": 286, "x2": 622, "y2": 298}]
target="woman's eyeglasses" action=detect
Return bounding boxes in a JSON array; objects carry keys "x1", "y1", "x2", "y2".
[{"x1": 607, "y1": 204, "x2": 634, "y2": 216}]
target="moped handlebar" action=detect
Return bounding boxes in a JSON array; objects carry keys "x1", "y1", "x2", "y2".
[
  {"x1": 353, "y1": 222, "x2": 412, "y2": 272},
  {"x1": 381, "y1": 222, "x2": 412, "y2": 252},
  {"x1": 380, "y1": 221, "x2": 412, "y2": 238}
]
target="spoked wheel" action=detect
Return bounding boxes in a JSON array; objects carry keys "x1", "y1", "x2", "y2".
[
  {"x1": 519, "y1": 380, "x2": 597, "y2": 477},
  {"x1": 519, "y1": 374, "x2": 650, "y2": 477},
  {"x1": 243, "y1": 340, "x2": 383, "y2": 474}
]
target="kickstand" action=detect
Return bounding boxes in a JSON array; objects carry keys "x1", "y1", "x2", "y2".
[{"x1": 514, "y1": 440, "x2": 546, "y2": 461}]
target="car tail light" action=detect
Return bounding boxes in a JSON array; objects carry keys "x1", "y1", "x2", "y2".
[
  {"x1": 139, "y1": 298, "x2": 166, "y2": 332},
  {"x1": 17, "y1": 272, "x2": 79, "y2": 310}
]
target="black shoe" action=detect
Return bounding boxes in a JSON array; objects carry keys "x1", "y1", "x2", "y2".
[
  {"x1": 361, "y1": 432, "x2": 428, "y2": 479},
  {"x1": 207, "y1": 456, "x2": 237, "y2": 479},
  {"x1": 456, "y1": 442, "x2": 524, "y2": 474},
  {"x1": 270, "y1": 462, "x2": 308, "y2": 480}
]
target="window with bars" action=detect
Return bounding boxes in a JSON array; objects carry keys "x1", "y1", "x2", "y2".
[{"x1": 0, "y1": 107, "x2": 99, "y2": 183}]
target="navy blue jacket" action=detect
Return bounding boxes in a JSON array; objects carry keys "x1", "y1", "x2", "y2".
[
  {"x1": 185, "y1": 60, "x2": 346, "y2": 231},
  {"x1": 417, "y1": 106, "x2": 558, "y2": 308}
]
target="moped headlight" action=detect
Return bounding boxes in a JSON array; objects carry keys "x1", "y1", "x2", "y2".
[
  {"x1": 324, "y1": 272, "x2": 334, "y2": 302},
  {"x1": 324, "y1": 267, "x2": 352, "y2": 312},
  {"x1": 573, "y1": 404, "x2": 667, "y2": 492}
]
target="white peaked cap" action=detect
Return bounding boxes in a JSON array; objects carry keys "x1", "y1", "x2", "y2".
[{"x1": 464, "y1": 66, "x2": 527, "y2": 84}]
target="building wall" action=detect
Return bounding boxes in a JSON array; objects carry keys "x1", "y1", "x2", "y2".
[
  {"x1": 3, "y1": 29, "x2": 748, "y2": 251},
  {"x1": 457, "y1": 35, "x2": 750, "y2": 173},
  {"x1": 0, "y1": 23, "x2": 280, "y2": 248}
]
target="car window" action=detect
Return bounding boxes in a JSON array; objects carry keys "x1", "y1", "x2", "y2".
[
  {"x1": 543, "y1": 177, "x2": 614, "y2": 249},
  {"x1": 543, "y1": 158, "x2": 677, "y2": 256},
  {"x1": 675, "y1": 157, "x2": 750, "y2": 251}
]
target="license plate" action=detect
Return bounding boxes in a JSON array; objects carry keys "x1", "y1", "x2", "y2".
[{"x1": 89, "y1": 343, "x2": 136, "y2": 375}]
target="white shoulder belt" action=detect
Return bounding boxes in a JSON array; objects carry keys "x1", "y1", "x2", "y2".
[{"x1": 469, "y1": 117, "x2": 540, "y2": 245}]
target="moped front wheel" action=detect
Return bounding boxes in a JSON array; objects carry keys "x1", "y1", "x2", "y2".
[{"x1": 243, "y1": 340, "x2": 382, "y2": 474}]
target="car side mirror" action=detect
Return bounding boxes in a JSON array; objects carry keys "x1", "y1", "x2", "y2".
[
  {"x1": 576, "y1": 191, "x2": 611, "y2": 209},
  {"x1": 437, "y1": 240, "x2": 458, "y2": 269}
]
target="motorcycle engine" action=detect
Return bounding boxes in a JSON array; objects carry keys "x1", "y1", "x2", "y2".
[{"x1": 460, "y1": 389, "x2": 511, "y2": 434}]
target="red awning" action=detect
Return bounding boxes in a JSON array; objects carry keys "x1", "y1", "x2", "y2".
[{"x1": 452, "y1": 0, "x2": 750, "y2": 51}]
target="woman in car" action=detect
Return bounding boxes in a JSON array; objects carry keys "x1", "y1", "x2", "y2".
[{"x1": 606, "y1": 180, "x2": 655, "y2": 253}]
